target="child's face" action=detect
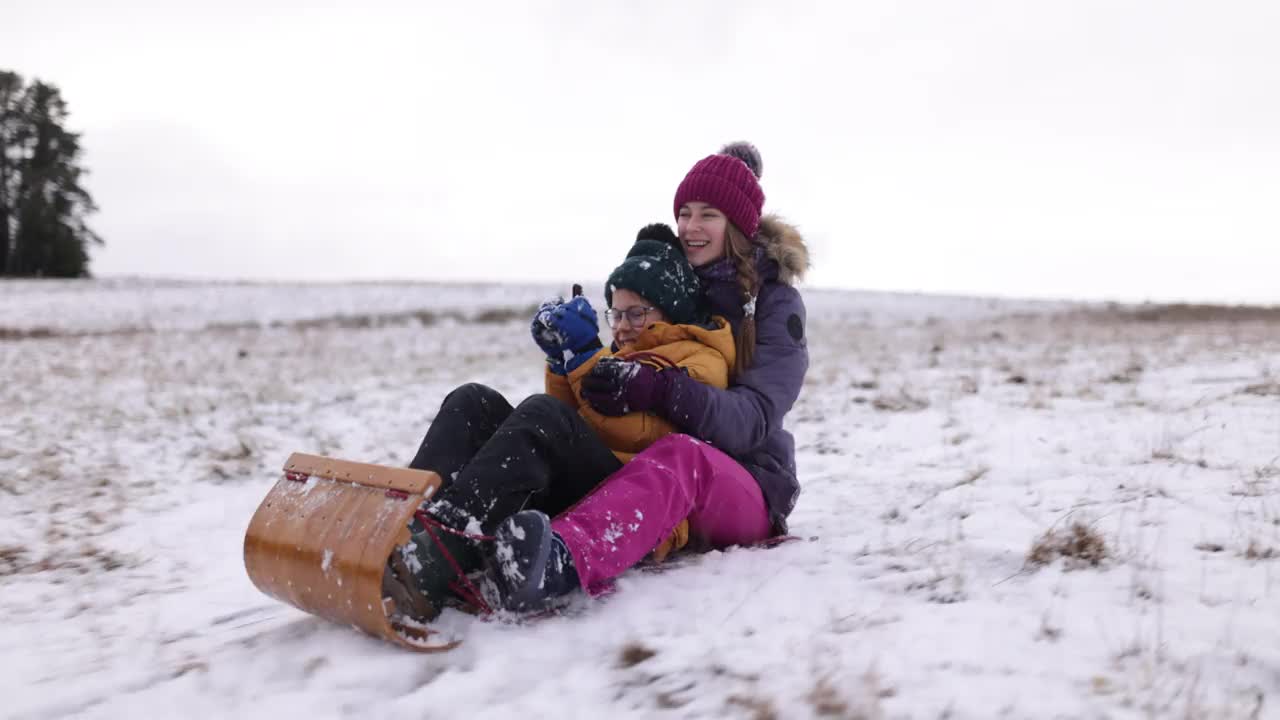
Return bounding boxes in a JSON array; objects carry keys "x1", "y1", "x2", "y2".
[
  {"x1": 676, "y1": 201, "x2": 728, "y2": 267},
  {"x1": 608, "y1": 288, "x2": 669, "y2": 348}
]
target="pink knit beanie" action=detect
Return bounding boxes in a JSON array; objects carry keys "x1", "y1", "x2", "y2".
[{"x1": 672, "y1": 142, "x2": 765, "y2": 238}]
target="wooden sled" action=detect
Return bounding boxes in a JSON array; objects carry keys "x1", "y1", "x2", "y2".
[{"x1": 243, "y1": 452, "x2": 458, "y2": 651}]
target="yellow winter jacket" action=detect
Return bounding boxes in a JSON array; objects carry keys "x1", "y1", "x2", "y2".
[{"x1": 545, "y1": 316, "x2": 736, "y2": 464}]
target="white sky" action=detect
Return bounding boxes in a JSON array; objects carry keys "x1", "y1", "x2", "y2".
[{"x1": 6, "y1": 0, "x2": 1279, "y2": 303}]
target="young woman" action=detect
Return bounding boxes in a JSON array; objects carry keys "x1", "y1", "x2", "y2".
[{"x1": 488, "y1": 142, "x2": 812, "y2": 611}]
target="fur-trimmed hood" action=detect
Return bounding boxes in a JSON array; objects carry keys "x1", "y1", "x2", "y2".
[{"x1": 757, "y1": 215, "x2": 810, "y2": 286}]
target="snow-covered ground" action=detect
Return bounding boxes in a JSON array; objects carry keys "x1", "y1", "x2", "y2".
[{"x1": 3, "y1": 279, "x2": 1278, "y2": 719}]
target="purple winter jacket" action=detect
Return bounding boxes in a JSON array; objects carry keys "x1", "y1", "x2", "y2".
[{"x1": 660, "y1": 216, "x2": 810, "y2": 533}]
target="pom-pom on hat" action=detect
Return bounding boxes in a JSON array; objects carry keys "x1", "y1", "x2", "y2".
[
  {"x1": 672, "y1": 141, "x2": 765, "y2": 238},
  {"x1": 605, "y1": 224, "x2": 703, "y2": 326}
]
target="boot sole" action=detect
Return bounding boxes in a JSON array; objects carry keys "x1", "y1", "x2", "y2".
[{"x1": 496, "y1": 513, "x2": 553, "y2": 611}]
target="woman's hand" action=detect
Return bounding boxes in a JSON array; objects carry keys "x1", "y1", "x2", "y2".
[{"x1": 581, "y1": 357, "x2": 672, "y2": 415}]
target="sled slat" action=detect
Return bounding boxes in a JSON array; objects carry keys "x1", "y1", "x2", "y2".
[
  {"x1": 348, "y1": 485, "x2": 406, "y2": 632},
  {"x1": 305, "y1": 475, "x2": 370, "y2": 617},
  {"x1": 254, "y1": 477, "x2": 317, "y2": 610},
  {"x1": 283, "y1": 452, "x2": 437, "y2": 496}
]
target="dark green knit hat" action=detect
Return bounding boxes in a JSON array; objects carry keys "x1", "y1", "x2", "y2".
[{"x1": 605, "y1": 226, "x2": 704, "y2": 326}]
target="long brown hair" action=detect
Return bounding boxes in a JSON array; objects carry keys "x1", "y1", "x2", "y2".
[{"x1": 723, "y1": 222, "x2": 759, "y2": 378}]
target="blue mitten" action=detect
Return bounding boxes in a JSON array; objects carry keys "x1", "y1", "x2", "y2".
[
  {"x1": 531, "y1": 297, "x2": 568, "y2": 373},
  {"x1": 549, "y1": 296, "x2": 603, "y2": 372}
]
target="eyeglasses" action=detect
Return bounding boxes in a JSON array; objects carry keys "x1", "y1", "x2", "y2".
[{"x1": 606, "y1": 306, "x2": 657, "y2": 328}]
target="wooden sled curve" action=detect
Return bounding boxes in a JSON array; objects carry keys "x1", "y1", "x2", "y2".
[{"x1": 243, "y1": 452, "x2": 457, "y2": 651}]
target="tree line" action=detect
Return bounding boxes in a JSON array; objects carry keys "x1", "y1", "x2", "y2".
[{"x1": 1, "y1": 69, "x2": 101, "y2": 277}]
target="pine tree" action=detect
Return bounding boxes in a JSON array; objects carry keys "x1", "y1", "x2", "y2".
[
  {"x1": 0, "y1": 71, "x2": 23, "y2": 275},
  {"x1": 0, "y1": 70, "x2": 101, "y2": 278}
]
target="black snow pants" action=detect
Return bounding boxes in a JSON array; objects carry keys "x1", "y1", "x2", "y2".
[{"x1": 408, "y1": 383, "x2": 623, "y2": 535}]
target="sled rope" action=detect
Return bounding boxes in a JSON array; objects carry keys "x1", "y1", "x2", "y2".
[{"x1": 414, "y1": 510, "x2": 495, "y2": 616}]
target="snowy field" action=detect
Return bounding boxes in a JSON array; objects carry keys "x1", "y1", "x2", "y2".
[{"x1": 3, "y1": 279, "x2": 1278, "y2": 719}]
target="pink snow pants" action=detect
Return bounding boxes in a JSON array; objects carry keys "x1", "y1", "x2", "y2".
[{"x1": 551, "y1": 433, "x2": 772, "y2": 596}]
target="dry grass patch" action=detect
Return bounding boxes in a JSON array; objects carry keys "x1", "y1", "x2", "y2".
[
  {"x1": 474, "y1": 305, "x2": 538, "y2": 325},
  {"x1": 726, "y1": 694, "x2": 778, "y2": 720},
  {"x1": 804, "y1": 671, "x2": 889, "y2": 719},
  {"x1": 617, "y1": 641, "x2": 657, "y2": 668},
  {"x1": 0, "y1": 326, "x2": 58, "y2": 340},
  {"x1": 1243, "y1": 540, "x2": 1278, "y2": 561},
  {"x1": 0, "y1": 545, "x2": 29, "y2": 576},
  {"x1": 1104, "y1": 358, "x2": 1145, "y2": 384},
  {"x1": 871, "y1": 388, "x2": 929, "y2": 412},
  {"x1": 1241, "y1": 382, "x2": 1280, "y2": 397},
  {"x1": 808, "y1": 676, "x2": 851, "y2": 717},
  {"x1": 1102, "y1": 302, "x2": 1280, "y2": 324},
  {"x1": 1026, "y1": 521, "x2": 1109, "y2": 569},
  {"x1": 28, "y1": 544, "x2": 136, "y2": 574}
]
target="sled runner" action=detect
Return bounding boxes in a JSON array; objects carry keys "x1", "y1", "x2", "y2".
[{"x1": 243, "y1": 452, "x2": 458, "y2": 651}]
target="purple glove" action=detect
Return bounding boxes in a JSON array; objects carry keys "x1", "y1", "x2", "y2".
[{"x1": 580, "y1": 357, "x2": 673, "y2": 416}]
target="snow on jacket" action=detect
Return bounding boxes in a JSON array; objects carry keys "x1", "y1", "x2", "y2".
[
  {"x1": 660, "y1": 215, "x2": 811, "y2": 533},
  {"x1": 545, "y1": 317, "x2": 736, "y2": 463}
]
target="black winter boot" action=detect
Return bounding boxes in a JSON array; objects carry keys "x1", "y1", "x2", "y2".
[
  {"x1": 382, "y1": 510, "x2": 484, "y2": 621},
  {"x1": 489, "y1": 510, "x2": 581, "y2": 612}
]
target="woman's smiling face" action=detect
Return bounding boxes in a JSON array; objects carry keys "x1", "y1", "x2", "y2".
[{"x1": 676, "y1": 201, "x2": 728, "y2": 267}]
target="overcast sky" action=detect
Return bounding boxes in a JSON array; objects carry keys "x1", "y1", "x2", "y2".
[{"x1": 7, "y1": 1, "x2": 1278, "y2": 303}]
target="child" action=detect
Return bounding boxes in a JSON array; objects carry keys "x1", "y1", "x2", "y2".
[{"x1": 540, "y1": 225, "x2": 735, "y2": 465}]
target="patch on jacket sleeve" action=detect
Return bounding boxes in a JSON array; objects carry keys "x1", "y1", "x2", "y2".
[{"x1": 787, "y1": 313, "x2": 804, "y2": 341}]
